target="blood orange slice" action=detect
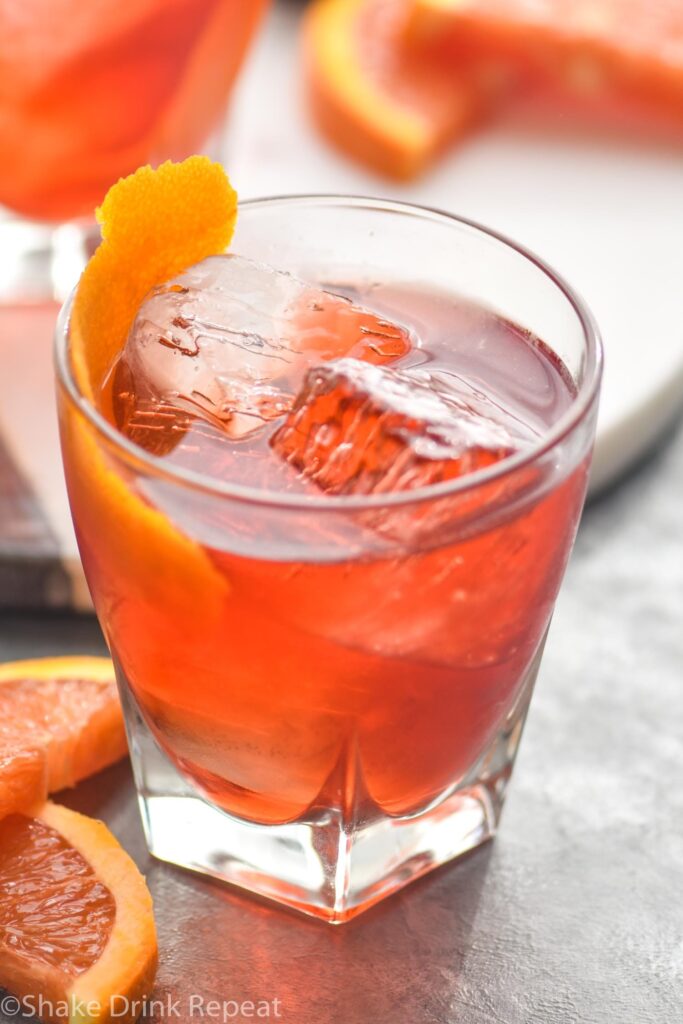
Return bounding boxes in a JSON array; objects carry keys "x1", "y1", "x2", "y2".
[
  {"x1": 304, "y1": 0, "x2": 479, "y2": 179},
  {"x1": 408, "y1": 0, "x2": 683, "y2": 133},
  {"x1": 0, "y1": 657, "x2": 126, "y2": 820},
  {"x1": 0, "y1": 801, "x2": 156, "y2": 1024}
]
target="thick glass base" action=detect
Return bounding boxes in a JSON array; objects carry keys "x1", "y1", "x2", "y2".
[
  {"x1": 117, "y1": 654, "x2": 538, "y2": 923},
  {"x1": 143, "y1": 784, "x2": 499, "y2": 924}
]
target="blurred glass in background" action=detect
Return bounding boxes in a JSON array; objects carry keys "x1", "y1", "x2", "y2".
[
  {"x1": 0, "y1": 0, "x2": 268, "y2": 582},
  {"x1": 0, "y1": 0, "x2": 268, "y2": 299}
]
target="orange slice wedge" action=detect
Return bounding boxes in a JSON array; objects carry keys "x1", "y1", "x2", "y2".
[
  {"x1": 0, "y1": 657, "x2": 126, "y2": 821},
  {"x1": 303, "y1": 0, "x2": 479, "y2": 179},
  {"x1": 0, "y1": 801, "x2": 157, "y2": 1024}
]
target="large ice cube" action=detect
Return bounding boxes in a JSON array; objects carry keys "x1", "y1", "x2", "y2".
[
  {"x1": 271, "y1": 357, "x2": 537, "y2": 495},
  {"x1": 119, "y1": 254, "x2": 411, "y2": 442}
]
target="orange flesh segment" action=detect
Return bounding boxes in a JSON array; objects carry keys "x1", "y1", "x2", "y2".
[
  {"x1": 0, "y1": 677, "x2": 125, "y2": 793},
  {"x1": 408, "y1": 0, "x2": 683, "y2": 127},
  {"x1": 71, "y1": 155, "x2": 237, "y2": 402},
  {"x1": 304, "y1": 0, "x2": 479, "y2": 179},
  {"x1": 0, "y1": 814, "x2": 115, "y2": 977},
  {"x1": 0, "y1": 749, "x2": 46, "y2": 822},
  {"x1": 0, "y1": 657, "x2": 125, "y2": 809}
]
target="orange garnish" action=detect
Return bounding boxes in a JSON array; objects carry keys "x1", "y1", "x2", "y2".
[
  {"x1": 0, "y1": 657, "x2": 126, "y2": 821},
  {"x1": 0, "y1": 801, "x2": 157, "y2": 1024},
  {"x1": 71, "y1": 155, "x2": 237, "y2": 401},
  {"x1": 62, "y1": 158, "x2": 235, "y2": 628}
]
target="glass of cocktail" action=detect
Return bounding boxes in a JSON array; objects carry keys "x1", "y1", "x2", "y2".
[
  {"x1": 56, "y1": 185, "x2": 602, "y2": 923},
  {"x1": 0, "y1": 0, "x2": 267, "y2": 301}
]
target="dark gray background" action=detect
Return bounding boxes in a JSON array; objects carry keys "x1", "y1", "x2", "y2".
[{"x1": 1, "y1": 421, "x2": 682, "y2": 1024}]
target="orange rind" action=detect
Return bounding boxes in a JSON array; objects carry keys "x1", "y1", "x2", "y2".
[
  {"x1": 63, "y1": 158, "x2": 238, "y2": 625},
  {"x1": 71, "y1": 156, "x2": 237, "y2": 401}
]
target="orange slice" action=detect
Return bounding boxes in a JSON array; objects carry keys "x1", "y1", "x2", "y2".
[
  {"x1": 303, "y1": 0, "x2": 479, "y2": 180},
  {"x1": 0, "y1": 801, "x2": 157, "y2": 1024},
  {"x1": 407, "y1": 0, "x2": 683, "y2": 132},
  {"x1": 0, "y1": 657, "x2": 126, "y2": 821}
]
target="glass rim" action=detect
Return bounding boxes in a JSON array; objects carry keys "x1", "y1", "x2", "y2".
[{"x1": 55, "y1": 193, "x2": 603, "y2": 512}]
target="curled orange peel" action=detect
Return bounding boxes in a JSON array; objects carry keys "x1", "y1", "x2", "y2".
[
  {"x1": 64, "y1": 157, "x2": 237, "y2": 615},
  {"x1": 71, "y1": 156, "x2": 237, "y2": 401}
]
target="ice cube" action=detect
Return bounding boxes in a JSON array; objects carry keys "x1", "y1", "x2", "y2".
[
  {"x1": 271, "y1": 357, "x2": 536, "y2": 495},
  {"x1": 118, "y1": 254, "x2": 411, "y2": 442}
]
